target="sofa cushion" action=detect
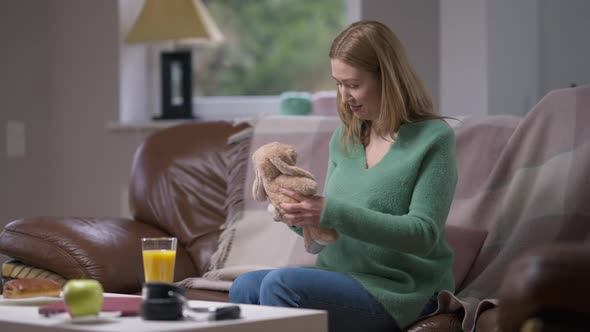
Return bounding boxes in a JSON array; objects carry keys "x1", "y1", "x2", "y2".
[
  {"x1": 185, "y1": 288, "x2": 230, "y2": 302},
  {"x1": 311, "y1": 90, "x2": 337, "y2": 116}
]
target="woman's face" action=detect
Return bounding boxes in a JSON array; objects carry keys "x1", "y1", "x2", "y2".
[{"x1": 331, "y1": 58, "x2": 382, "y2": 121}]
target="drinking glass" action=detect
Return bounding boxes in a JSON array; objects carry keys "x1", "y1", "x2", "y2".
[{"x1": 141, "y1": 237, "x2": 177, "y2": 283}]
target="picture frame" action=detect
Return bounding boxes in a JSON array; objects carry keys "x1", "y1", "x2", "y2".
[{"x1": 157, "y1": 50, "x2": 194, "y2": 120}]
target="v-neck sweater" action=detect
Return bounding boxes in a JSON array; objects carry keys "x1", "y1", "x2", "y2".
[{"x1": 317, "y1": 119, "x2": 458, "y2": 328}]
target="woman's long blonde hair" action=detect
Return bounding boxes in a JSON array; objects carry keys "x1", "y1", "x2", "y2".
[{"x1": 330, "y1": 20, "x2": 444, "y2": 148}]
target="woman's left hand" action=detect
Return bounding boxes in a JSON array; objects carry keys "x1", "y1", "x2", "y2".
[{"x1": 279, "y1": 188, "x2": 324, "y2": 228}]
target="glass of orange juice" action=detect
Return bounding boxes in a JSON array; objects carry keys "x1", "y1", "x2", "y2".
[{"x1": 141, "y1": 237, "x2": 177, "y2": 283}]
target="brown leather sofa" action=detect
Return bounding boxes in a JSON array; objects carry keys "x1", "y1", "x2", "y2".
[
  {"x1": 0, "y1": 122, "x2": 246, "y2": 302},
  {"x1": 497, "y1": 243, "x2": 590, "y2": 332},
  {"x1": 1, "y1": 121, "x2": 589, "y2": 332}
]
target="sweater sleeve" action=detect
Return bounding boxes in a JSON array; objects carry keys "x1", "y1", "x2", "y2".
[
  {"x1": 320, "y1": 127, "x2": 457, "y2": 256},
  {"x1": 286, "y1": 128, "x2": 340, "y2": 238}
]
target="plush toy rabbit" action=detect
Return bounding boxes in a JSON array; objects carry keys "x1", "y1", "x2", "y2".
[{"x1": 252, "y1": 142, "x2": 338, "y2": 254}]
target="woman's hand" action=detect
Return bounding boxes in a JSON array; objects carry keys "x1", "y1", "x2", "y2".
[{"x1": 279, "y1": 188, "x2": 325, "y2": 228}]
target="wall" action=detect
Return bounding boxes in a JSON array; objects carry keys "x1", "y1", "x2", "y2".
[
  {"x1": 440, "y1": 0, "x2": 489, "y2": 116},
  {"x1": 487, "y1": 0, "x2": 538, "y2": 116},
  {"x1": 0, "y1": 0, "x2": 53, "y2": 263},
  {"x1": 49, "y1": 0, "x2": 141, "y2": 217},
  {"x1": 119, "y1": 0, "x2": 150, "y2": 123},
  {"x1": 538, "y1": 0, "x2": 590, "y2": 97},
  {"x1": 361, "y1": 0, "x2": 440, "y2": 114}
]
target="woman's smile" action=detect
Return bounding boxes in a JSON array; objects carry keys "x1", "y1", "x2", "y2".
[{"x1": 349, "y1": 104, "x2": 362, "y2": 112}]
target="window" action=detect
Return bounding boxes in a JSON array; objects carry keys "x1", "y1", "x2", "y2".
[{"x1": 193, "y1": 0, "x2": 346, "y2": 97}]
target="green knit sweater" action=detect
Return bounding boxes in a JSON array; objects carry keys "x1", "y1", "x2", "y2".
[{"x1": 316, "y1": 119, "x2": 457, "y2": 328}]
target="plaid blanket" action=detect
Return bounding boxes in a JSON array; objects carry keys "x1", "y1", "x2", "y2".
[{"x1": 433, "y1": 85, "x2": 590, "y2": 331}]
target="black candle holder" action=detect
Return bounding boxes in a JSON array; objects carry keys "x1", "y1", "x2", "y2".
[{"x1": 156, "y1": 50, "x2": 194, "y2": 120}]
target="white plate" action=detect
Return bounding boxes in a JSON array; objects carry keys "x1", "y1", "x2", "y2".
[
  {"x1": 0, "y1": 295, "x2": 62, "y2": 306},
  {"x1": 68, "y1": 311, "x2": 121, "y2": 324}
]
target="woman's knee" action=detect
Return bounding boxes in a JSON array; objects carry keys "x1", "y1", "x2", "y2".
[
  {"x1": 228, "y1": 274, "x2": 248, "y2": 303},
  {"x1": 260, "y1": 268, "x2": 295, "y2": 290},
  {"x1": 259, "y1": 268, "x2": 302, "y2": 307},
  {"x1": 229, "y1": 271, "x2": 265, "y2": 304}
]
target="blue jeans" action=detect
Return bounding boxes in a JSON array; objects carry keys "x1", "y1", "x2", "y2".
[{"x1": 229, "y1": 267, "x2": 400, "y2": 332}]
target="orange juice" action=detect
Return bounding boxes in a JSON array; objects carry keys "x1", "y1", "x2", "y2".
[{"x1": 142, "y1": 249, "x2": 176, "y2": 283}]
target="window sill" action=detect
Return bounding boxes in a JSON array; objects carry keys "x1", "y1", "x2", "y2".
[
  {"x1": 111, "y1": 95, "x2": 281, "y2": 132},
  {"x1": 106, "y1": 119, "x2": 202, "y2": 132}
]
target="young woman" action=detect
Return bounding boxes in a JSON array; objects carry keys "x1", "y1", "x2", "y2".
[{"x1": 229, "y1": 20, "x2": 457, "y2": 332}]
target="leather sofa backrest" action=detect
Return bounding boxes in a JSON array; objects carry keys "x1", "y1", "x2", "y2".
[{"x1": 129, "y1": 121, "x2": 251, "y2": 276}]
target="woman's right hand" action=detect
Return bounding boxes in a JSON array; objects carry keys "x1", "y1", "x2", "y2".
[{"x1": 279, "y1": 188, "x2": 325, "y2": 228}]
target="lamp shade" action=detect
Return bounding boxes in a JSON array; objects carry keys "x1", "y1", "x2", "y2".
[{"x1": 125, "y1": 0, "x2": 224, "y2": 44}]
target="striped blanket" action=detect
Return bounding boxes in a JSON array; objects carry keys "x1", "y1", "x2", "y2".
[{"x1": 434, "y1": 85, "x2": 590, "y2": 331}]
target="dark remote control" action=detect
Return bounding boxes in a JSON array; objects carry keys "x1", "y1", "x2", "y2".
[
  {"x1": 210, "y1": 305, "x2": 241, "y2": 320},
  {"x1": 189, "y1": 305, "x2": 241, "y2": 320}
]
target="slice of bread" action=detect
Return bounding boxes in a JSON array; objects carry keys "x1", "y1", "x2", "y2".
[{"x1": 3, "y1": 278, "x2": 62, "y2": 299}]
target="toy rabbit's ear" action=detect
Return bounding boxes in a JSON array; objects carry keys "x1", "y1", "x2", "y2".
[
  {"x1": 252, "y1": 167, "x2": 267, "y2": 201},
  {"x1": 269, "y1": 156, "x2": 314, "y2": 179}
]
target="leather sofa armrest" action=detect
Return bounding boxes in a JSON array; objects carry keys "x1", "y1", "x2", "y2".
[
  {"x1": 404, "y1": 313, "x2": 462, "y2": 332},
  {"x1": 0, "y1": 217, "x2": 198, "y2": 294},
  {"x1": 498, "y1": 243, "x2": 590, "y2": 332}
]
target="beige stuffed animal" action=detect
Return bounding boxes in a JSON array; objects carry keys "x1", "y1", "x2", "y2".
[{"x1": 252, "y1": 142, "x2": 338, "y2": 254}]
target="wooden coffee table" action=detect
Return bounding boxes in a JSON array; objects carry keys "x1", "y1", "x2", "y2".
[{"x1": 0, "y1": 294, "x2": 327, "y2": 332}]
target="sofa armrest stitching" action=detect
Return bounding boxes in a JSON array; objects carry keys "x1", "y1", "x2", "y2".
[{"x1": 1, "y1": 229, "x2": 87, "y2": 278}]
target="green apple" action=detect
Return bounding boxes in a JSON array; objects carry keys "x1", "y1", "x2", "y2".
[{"x1": 63, "y1": 279, "x2": 104, "y2": 317}]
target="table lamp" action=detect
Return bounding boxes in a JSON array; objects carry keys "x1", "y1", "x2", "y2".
[{"x1": 125, "y1": 0, "x2": 224, "y2": 120}]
